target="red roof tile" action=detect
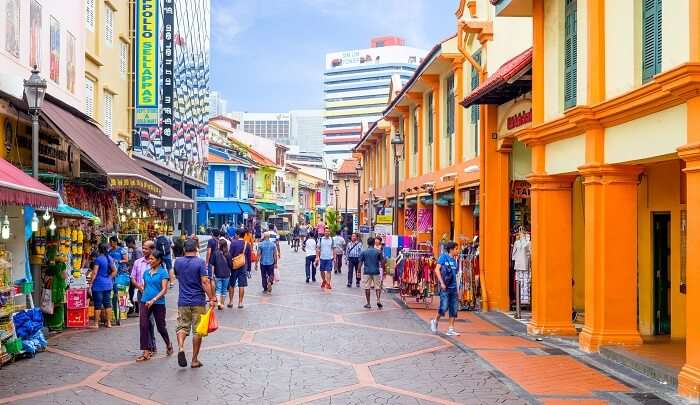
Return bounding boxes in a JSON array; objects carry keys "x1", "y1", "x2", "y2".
[{"x1": 461, "y1": 47, "x2": 532, "y2": 108}]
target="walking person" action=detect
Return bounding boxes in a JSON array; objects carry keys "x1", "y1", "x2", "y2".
[
  {"x1": 125, "y1": 236, "x2": 142, "y2": 316},
  {"x1": 257, "y1": 232, "x2": 277, "y2": 294},
  {"x1": 174, "y1": 239, "x2": 216, "y2": 368},
  {"x1": 393, "y1": 248, "x2": 406, "y2": 288},
  {"x1": 155, "y1": 233, "x2": 174, "y2": 288},
  {"x1": 137, "y1": 250, "x2": 173, "y2": 361},
  {"x1": 317, "y1": 228, "x2": 335, "y2": 289},
  {"x1": 228, "y1": 229, "x2": 250, "y2": 308},
  {"x1": 131, "y1": 240, "x2": 156, "y2": 350},
  {"x1": 89, "y1": 243, "x2": 117, "y2": 328},
  {"x1": 109, "y1": 236, "x2": 128, "y2": 323},
  {"x1": 431, "y1": 241, "x2": 460, "y2": 336},
  {"x1": 346, "y1": 233, "x2": 362, "y2": 288},
  {"x1": 303, "y1": 231, "x2": 317, "y2": 283},
  {"x1": 359, "y1": 237, "x2": 386, "y2": 309},
  {"x1": 211, "y1": 239, "x2": 232, "y2": 310},
  {"x1": 205, "y1": 230, "x2": 220, "y2": 271},
  {"x1": 332, "y1": 231, "x2": 346, "y2": 275}
]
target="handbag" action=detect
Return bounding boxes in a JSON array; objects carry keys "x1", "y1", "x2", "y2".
[
  {"x1": 232, "y1": 242, "x2": 247, "y2": 270},
  {"x1": 195, "y1": 308, "x2": 212, "y2": 337},
  {"x1": 207, "y1": 308, "x2": 218, "y2": 333},
  {"x1": 274, "y1": 267, "x2": 280, "y2": 283},
  {"x1": 40, "y1": 288, "x2": 54, "y2": 315}
]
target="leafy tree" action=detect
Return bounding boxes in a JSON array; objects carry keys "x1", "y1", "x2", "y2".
[{"x1": 325, "y1": 208, "x2": 341, "y2": 236}]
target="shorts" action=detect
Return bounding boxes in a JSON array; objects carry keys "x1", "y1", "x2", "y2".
[
  {"x1": 215, "y1": 278, "x2": 230, "y2": 295},
  {"x1": 163, "y1": 255, "x2": 173, "y2": 271},
  {"x1": 92, "y1": 289, "x2": 112, "y2": 309},
  {"x1": 319, "y1": 259, "x2": 333, "y2": 272},
  {"x1": 362, "y1": 274, "x2": 383, "y2": 290},
  {"x1": 177, "y1": 306, "x2": 207, "y2": 336},
  {"x1": 438, "y1": 289, "x2": 459, "y2": 318},
  {"x1": 229, "y1": 269, "x2": 249, "y2": 288}
]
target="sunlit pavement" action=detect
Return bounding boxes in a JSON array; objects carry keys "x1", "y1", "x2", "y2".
[{"x1": 0, "y1": 245, "x2": 681, "y2": 404}]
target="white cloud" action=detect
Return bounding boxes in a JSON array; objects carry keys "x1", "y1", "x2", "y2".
[{"x1": 211, "y1": 0, "x2": 266, "y2": 55}]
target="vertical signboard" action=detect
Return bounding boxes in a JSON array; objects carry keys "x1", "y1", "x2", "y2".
[
  {"x1": 161, "y1": 0, "x2": 174, "y2": 147},
  {"x1": 135, "y1": 0, "x2": 159, "y2": 126}
]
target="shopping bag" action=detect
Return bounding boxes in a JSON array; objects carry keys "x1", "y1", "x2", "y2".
[
  {"x1": 40, "y1": 288, "x2": 54, "y2": 315},
  {"x1": 274, "y1": 267, "x2": 280, "y2": 282},
  {"x1": 195, "y1": 308, "x2": 211, "y2": 337},
  {"x1": 207, "y1": 308, "x2": 218, "y2": 333}
]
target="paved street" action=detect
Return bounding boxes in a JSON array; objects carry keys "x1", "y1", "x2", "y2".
[{"x1": 0, "y1": 246, "x2": 678, "y2": 404}]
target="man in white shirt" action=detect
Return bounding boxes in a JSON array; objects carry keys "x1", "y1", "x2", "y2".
[
  {"x1": 316, "y1": 228, "x2": 335, "y2": 289},
  {"x1": 303, "y1": 235, "x2": 317, "y2": 283},
  {"x1": 332, "y1": 233, "x2": 346, "y2": 274}
]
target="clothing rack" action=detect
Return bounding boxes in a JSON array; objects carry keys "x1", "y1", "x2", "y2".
[
  {"x1": 458, "y1": 251, "x2": 480, "y2": 311},
  {"x1": 398, "y1": 250, "x2": 436, "y2": 308}
]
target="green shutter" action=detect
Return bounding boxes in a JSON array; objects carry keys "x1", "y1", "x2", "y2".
[
  {"x1": 427, "y1": 92, "x2": 434, "y2": 145},
  {"x1": 412, "y1": 108, "x2": 418, "y2": 154},
  {"x1": 642, "y1": 0, "x2": 662, "y2": 83},
  {"x1": 471, "y1": 50, "x2": 481, "y2": 124},
  {"x1": 564, "y1": 0, "x2": 577, "y2": 109},
  {"x1": 446, "y1": 74, "x2": 455, "y2": 165}
]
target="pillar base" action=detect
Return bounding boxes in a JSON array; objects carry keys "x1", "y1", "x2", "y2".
[
  {"x1": 679, "y1": 364, "x2": 700, "y2": 402},
  {"x1": 578, "y1": 327, "x2": 642, "y2": 353},
  {"x1": 527, "y1": 321, "x2": 577, "y2": 336}
]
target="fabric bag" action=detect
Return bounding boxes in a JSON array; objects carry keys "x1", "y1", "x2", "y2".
[
  {"x1": 274, "y1": 267, "x2": 281, "y2": 283},
  {"x1": 232, "y1": 242, "x2": 247, "y2": 270},
  {"x1": 207, "y1": 308, "x2": 218, "y2": 333},
  {"x1": 195, "y1": 308, "x2": 212, "y2": 337},
  {"x1": 40, "y1": 288, "x2": 54, "y2": 315}
]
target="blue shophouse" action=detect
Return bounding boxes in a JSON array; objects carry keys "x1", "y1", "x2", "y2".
[{"x1": 197, "y1": 145, "x2": 256, "y2": 231}]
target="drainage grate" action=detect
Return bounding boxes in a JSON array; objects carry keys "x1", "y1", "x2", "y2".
[{"x1": 626, "y1": 392, "x2": 672, "y2": 404}]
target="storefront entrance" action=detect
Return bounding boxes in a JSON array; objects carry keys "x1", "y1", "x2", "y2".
[{"x1": 652, "y1": 212, "x2": 671, "y2": 336}]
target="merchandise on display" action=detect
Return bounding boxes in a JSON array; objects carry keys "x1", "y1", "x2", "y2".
[
  {"x1": 398, "y1": 250, "x2": 437, "y2": 309},
  {"x1": 459, "y1": 238, "x2": 481, "y2": 311}
]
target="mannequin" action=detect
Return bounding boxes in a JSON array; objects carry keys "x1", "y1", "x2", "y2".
[{"x1": 511, "y1": 227, "x2": 531, "y2": 305}]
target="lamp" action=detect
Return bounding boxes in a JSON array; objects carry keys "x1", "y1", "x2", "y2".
[
  {"x1": 31, "y1": 212, "x2": 39, "y2": 232},
  {"x1": 391, "y1": 134, "x2": 404, "y2": 235},
  {"x1": 391, "y1": 134, "x2": 404, "y2": 160},
  {"x1": 355, "y1": 161, "x2": 363, "y2": 228},
  {"x1": 48, "y1": 218, "x2": 56, "y2": 233},
  {"x1": 23, "y1": 66, "x2": 47, "y2": 179},
  {"x1": 1, "y1": 215, "x2": 9, "y2": 240}
]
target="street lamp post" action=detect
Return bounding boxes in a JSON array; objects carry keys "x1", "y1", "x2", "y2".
[
  {"x1": 355, "y1": 162, "x2": 363, "y2": 227},
  {"x1": 343, "y1": 178, "x2": 349, "y2": 234},
  {"x1": 23, "y1": 66, "x2": 47, "y2": 179},
  {"x1": 334, "y1": 185, "x2": 339, "y2": 212},
  {"x1": 391, "y1": 134, "x2": 404, "y2": 235}
]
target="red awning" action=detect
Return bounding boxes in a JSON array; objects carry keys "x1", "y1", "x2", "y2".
[
  {"x1": 461, "y1": 47, "x2": 532, "y2": 108},
  {"x1": 0, "y1": 158, "x2": 58, "y2": 208}
]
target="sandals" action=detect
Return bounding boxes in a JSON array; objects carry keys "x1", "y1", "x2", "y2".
[
  {"x1": 166, "y1": 346, "x2": 174, "y2": 356},
  {"x1": 178, "y1": 351, "x2": 187, "y2": 367},
  {"x1": 226, "y1": 304, "x2": 234, "y2": 308},
  {"x1": 191, "y1": 361, "x2": 203, "y2": 368},
  {"x1": 136, "y1": 352, "x2": 152, "y2": 362}
]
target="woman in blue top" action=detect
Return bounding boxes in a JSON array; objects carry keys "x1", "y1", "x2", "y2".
[
  {"x1": 431, "y1": 241, "x2": 460, "y2": 336},
  {"x1": 137, "y1": 250, "x2": 173, "y2": 361},
  {"x1": 89, "y1": 243, "x2": 116, "y2": 328}
]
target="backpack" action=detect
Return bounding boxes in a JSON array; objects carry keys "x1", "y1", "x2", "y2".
[{"x1": 155, "y1": 236, "x2": 172, "y2": 256}]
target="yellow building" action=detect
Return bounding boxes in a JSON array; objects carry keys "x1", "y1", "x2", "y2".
[
  {"x1": 489, "y1": 0, "x2": 700, "y2": 400},
  {"x1": 84, "y1": 0, "x2": 131, "y2": 147}
]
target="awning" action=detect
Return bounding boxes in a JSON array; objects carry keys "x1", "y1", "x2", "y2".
[
  {"x1": 255, "y1": 202, "x2": 283, "y2": 212},
  {"x1": 205, "y1": 201, "x2": 242, "y2": 215},
  {"x1": 0, "y1": 158, "x2": 58, "y2": 208},
  {"x1": 146, "y1": 176, "x2": 194, "y2": 210},
  {"x1": 461, "y1": 47, "x2": 532, "y2": 108},
  {"x1": 239, "y1": 202, "x2": 255, "y2": 214},
  {"x1": 41, "y1": 101, "x2": 162, "y2": 196}
]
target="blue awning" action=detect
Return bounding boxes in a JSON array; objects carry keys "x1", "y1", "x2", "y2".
[
  {"x1": 206, "y1": 201, "x2": 242, "y2": 215},
  {"x1": 239, "y1": 202, "x2": 255, "y2": 214}
]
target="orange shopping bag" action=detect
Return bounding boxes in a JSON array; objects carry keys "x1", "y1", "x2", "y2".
[{"x1": 207, "y1": 308, "x2": 218, "y2": 333}]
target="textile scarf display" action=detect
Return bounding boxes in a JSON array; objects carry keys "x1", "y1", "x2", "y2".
[{"x1": 400, "y1": 254, "x2": 436, "y2": 298}]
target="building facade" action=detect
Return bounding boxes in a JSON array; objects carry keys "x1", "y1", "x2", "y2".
[
  {"x1": 209, "y1": 90, "x2": 228, "y2": 118},
  {"x1": 231, "y1": 112, "x2": 292, "y2": 145},
  {"x1": 323, "y1": 38, "x2": 427, "y2": 166},
  {"x1": 289, "y1": 109, "x2": 323, "y2": 154}
]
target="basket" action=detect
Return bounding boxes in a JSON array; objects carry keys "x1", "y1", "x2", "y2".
[{"x1": 4, "y1": 337, "x2": 22, "y2": 354}]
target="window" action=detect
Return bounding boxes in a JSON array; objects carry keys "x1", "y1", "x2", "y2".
[
  {"x1": 471, "y1": 50, "x2": 481, "y2": 155},
  {"x1": 445, "y1": 74, "x2": 455, "y2": 165},
  {"x1": 564, "y1": 0, "x2": 577, "y2": 108},
  {"x1": 214, "y1": 171, "x2": 225, "y2": 198},
  {"x1": 85, "y1": 79, "x2": 95, "y2": 118},
  {"x1": 642, "y1": 0, "x2": 662, "y2": 83},
  {"x1": 427, "y1": 92, "x2": 434, "y2": 145},
  {"x1": 412, "y1": 108, "x2": 418, "y2": 154},
  {"x1": 103, "y1": 92, "x2": 113, "y2": 137},
  {"x1": 104, "y1": 5, "x2": 113, "y2": 46},
  {"x1": 119, "y1": 40, "x2": 128, "y2": 79},
  {"x1": 86, "y1": 0, "x2": 95, "y2": 31}
]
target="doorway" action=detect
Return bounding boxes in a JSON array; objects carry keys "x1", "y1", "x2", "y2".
[{"x1": 652, "y1": 212, "x2": 671, "y2": 335}]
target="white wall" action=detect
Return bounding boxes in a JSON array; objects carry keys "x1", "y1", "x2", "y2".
[
  {"x1": 605, "y1": 0, "x2": 638, "y2": 99},
  {"x1": 0, "y1": 0, "x2": 84, "y2": 109},
  {"x1": 543, "y1": 0, "x2": 564, "y2": 120},
  {"x1": 662, "y1": 0, "x2": 690, "y2": 72},
  {"x1": 545, "y1": 134, "x2": 585, "y2": 174}
]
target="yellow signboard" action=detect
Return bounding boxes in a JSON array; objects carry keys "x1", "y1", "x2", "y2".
[{"x1": 135, "y1": 0, "x2": 159, "y2": 118}]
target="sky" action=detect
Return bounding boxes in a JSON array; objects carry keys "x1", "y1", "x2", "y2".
[{"x1": 210, "y1": 0, "x2": 459, "y2": 113}]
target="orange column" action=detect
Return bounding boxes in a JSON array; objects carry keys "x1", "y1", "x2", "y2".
[
  {"x1": 480, "y1": 105, "x2": 511, "y2": 311},
  {"x1": 578, "y1": 164, "x2": 643, "y2": 352},
  {"x1": 416, "y1": 197, "x2": 431, "y2": 244},
  {"x1": 417, "y1": 105, "x2": 424, "y2": 176},
  {"x1": 400, "y1": 111, "x2": 410, "y2": 181},
  {"x1": 397, "y1": 204, "x2": 406, "y2": 235},
  {"x1": 527, "y1": 174, "x2": 577, "y2": 336},
  {"x1": 453, "y1": 184, "x2": 462, "y2": 241}
]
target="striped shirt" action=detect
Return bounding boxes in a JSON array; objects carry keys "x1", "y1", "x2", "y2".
[{"x1": 347, "y1": 241, "x2": 363, "y2": 258}]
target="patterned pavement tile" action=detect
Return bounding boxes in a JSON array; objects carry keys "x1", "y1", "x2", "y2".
[
  {"x1": 304, "y1": 387, "x2": 440, "y2": 405},
  {"x1": 343, "y1": 309, "x2": 431, "y2": 334},
  {"x1": 266, "y1": 291, "x2": 380, "y2": 315},
  {"x1": 0, "y1": 352, "x2": 98, "y2": 397},
  {"x1": 7, "y1": 386, "x2": 132, "y2": 405},
  {"x1": 371, "y1": 347, "x2": 529, "y2": 404},
  {"x1": 215, "y1": 302, "x2": 334, "y2": 331},
  {"x1": 101, "y1": 344, "x2": 357, "y2": 405},
  {"x1": 254, "y1": 322, "x2": 442, "y2": 363}
]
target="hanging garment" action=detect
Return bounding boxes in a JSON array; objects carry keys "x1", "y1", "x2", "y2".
[
  {"x1": 515, "y1": 269, "x2": 531, "y2": 305},
  {"x1": 511, "y1": 237, "x2": 531, "y2": 271}
]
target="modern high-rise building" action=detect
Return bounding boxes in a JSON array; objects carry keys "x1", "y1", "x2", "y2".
[
  {"x1": 209, "y1": 90, "x2": 228, "y2": 118},
  {"x1": 230, "y1": 112, "x2": 291, "y2": 144},
  {"x1": 323, "y1": 37, "x2": 426, "y2": 166},
  {"x1": 289, "y1": 109, "x2": 323, "y2": 154}
]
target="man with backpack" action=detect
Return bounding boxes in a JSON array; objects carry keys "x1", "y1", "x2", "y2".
[{"x1": 155, "y1": 234, "x2": 174, "y2": 288}]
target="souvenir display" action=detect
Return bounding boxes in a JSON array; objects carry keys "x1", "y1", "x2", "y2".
[
  {"x1": 459, "y1": 238, "x2": 480, "y2": 311},
  {"x1": 398, "y1": 250, "x2": 437, "y2": 309}
]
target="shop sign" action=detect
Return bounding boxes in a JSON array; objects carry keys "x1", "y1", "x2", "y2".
[
  {"x1": 511, "y1": 181, "x2": 530, "y2": 199},
  {"x1": 507, "y1": 109, "x2": 532, "y2": 131},
  {"x1": 135, "y1": 0, "x2": 159, "y2": 126},
  {"x1": 16, "y1": 129, "x2": 77, "y2": 176},
  {"x1": 161, "y1": 0, "x2": 174, "y2": 146},
  {"x1": 376, "y1": 207, "x2": 393, "y2": 224},
  {"x1": 109, "y1": 176, "x2": 162, "y2": 196}
]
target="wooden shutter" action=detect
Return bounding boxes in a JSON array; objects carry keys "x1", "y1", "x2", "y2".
[
  {"x1": 427, "y1": 92, "x2": 434, "y2": 145},
  {"x1": 642, "y1": 0, "x2": 662, "y2": 83},
  {"x1": 564, "y1": 0, "x2": 577, "y2": 109},
  {"x1": 471, "y1": 51, "x2": 481, "y2": 124}
]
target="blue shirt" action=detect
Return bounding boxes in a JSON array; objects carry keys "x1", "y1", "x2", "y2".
[
  {"x1": 360, "y1": 247, "x2": 384, "y2": 275},
  {"x1": 142, "y1": 267, "x2": 169, "y2": 305},
  {"x1": 175, "y1": 256, "x2": 208, "y2": 307},
  {"x1": 437, "y1": 253, "x2": 458, "y2": 290},
  {"x1": 258, "y1": 240, "x2": 276, "y2": 266},
  {"x1": 109, "y1": 247, "x2": 128, "y2": 272},
  {"x1": 92, "y1": 255, "x2": 114, "y2": 292}
]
